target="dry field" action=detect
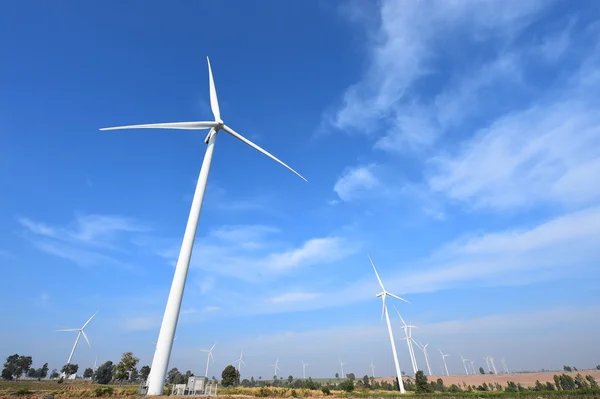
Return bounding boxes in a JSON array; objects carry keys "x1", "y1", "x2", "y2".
[{"x1": 377, "y1": 369, "x2": 600, "y2": 388}]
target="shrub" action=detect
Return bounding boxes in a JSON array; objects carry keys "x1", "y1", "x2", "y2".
[
  {"x1": 339, "y1": 379, "x2": 354, "y2": 392},
  {"x1": 291, "y1": 389, "x2": 297, "y2": 397},
  {"x1": 321, "y1": 387, "x2": 331, "y2": 396},
  {"x1": 15, "y1": 388, "x2": 31, "y2": 396},
  {"x1": 56, "y1": 377, "x2": 64, "y2": 384},
  {"x1": 257, "y1": 387, "x2": 270, "y2": 397}
]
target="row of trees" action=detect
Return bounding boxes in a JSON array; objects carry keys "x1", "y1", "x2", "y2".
[{"x1": 1, "y1": 352, "x2": 150, "y2": 385}]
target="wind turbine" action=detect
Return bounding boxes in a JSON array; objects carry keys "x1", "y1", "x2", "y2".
[
  {"x1": 484, "y1": 356, "x2": 492, "y2": 373},
  {"x1": 395, "y1": 308, "x2": 418, "y2": 375},
  {"x1": 501, "y1": 357, "x2": 509, "y2": 374},
  {"x1": 438, "y1": 349, "x2": 450, "y2": 376},
  {"x1": 101, "y1": 57, "x2": 306, "y2": 396},
  {"x1": 369, "y1": 256, "x2": 409, "y2": 393},
  {"x1": 459, "y1": 354, "x2": 469, "y2": 375},
  {"x1": 470, "y1": 360, "x2": 476, "y2": 375},
  {"x1": 270, "y1": 359, "x2": 280, "y2": 377},
  {"x1": 414, "y1": 340, "x2": 432, "y2": 377},
  {"x1": 234, "y1": 351, "x2": 246, "y2": 375},
  {"x1": 56, "y1": 311, "x2": 98, "y2": 366},
  {"x1": 339, "y1": 358, "x2": 345, "y2": 379},
  {"x1": 302, "y1": 361, "x2": 309, "y2": 379},
  {"x1": 369, "y1": 360, "x2": 375, "y2": 378},
  {"x1": 489, "y1": 357, "x2": 498, "y2": 374},
  {"x1": 201, "y1": 343, "x2": 216, "y2": 378}
]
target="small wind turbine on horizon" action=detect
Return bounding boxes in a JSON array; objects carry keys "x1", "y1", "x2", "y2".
[
  {"x1": 200, "y1": 343, "x2": 216, "y2": 378},
  {"x1": 459, "y1": 354, "x2": 469, "y2": 375},
  {"x1": 101, "y1": 57, "x2": 306, "y2": 396},
  {"x1": 489, "y1": 357, "x2": 498, "y2": 374},
  {"x1": 369, "y1": 255, "x2": 409, "y2": 394},
  {"x1": 438, "y1": 349, "x2": 450, "y2": 376},
  {"x1": 234, "y1": 351, "x2": 246, "y2": 376},
  {"x1": 56, "y1": 311, "x2": 98, "y2": 367},
  {"x1": 485, "y1": 356, "x2": 492, "y2": 373},
  {"x1": 369, "y1": 360, "x2": 376, "y2": 378},
  {"x1": 395, "y1": 308, "x2": 418, "y2": 375},
  {"x1": 339, "y1": 358, "x2": 345, "y2": 378},
  {"x1": 470, "y1": 360, "x2": 476, "y2": 375},
  {"x1": 501, "y1": 357, "x2": 509, "y2": 374},
  {"x1": 302, "y1": 361, "x2": 309, "y2": 379},
  {"x1": 414, "y1": 340, "x2": 432, "y2": 376},
  {"x1": 270, "y1": 359, "x2": 280, "y2": 377}
]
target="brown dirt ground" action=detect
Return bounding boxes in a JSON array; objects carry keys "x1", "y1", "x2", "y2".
[{"x1": 376, "y1": 369, "x2": 600, "y2": 388}]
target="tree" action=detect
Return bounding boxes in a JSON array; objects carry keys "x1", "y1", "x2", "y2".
[
  {"x1": 362, "y1": 375, "x2": 370, "y2": 388},
  {"x1": 288, "y1": 375, "x2": 293, "y2": 384},
  {"x1": 50, "y1": 369, "x2": 60, "y2": 379},
  {"x1": 62, "y1": 364, "x2": 78, "y2": 377},
  {"x1": 16, "y1": 356, "x2": 33, "y2": 379},
  {"x1": 335, "y1": 372, "x2": 339, "y2": 379},
  {"x1": 83, "y1": 368, "x2": 94, "y2": 379},
  {"x1": 94, "y1": 361, "x2": 114, "y2": 385},
  {"x1": 339, "y1": 379, "x2": 354, "y2": 392},
  {"x1": 114, "y1": 352, "x2": 140, "y2": 384},
  {"x1": 241, "y1": 379, "x2": 251, "y2": 387},
  {"x1": 596, "y1": 365, "x2": 600, "y2": 370},
  {"x1": 40, "y1": 363, "x2": 49, "y2": 379},
  {"x1": 2, "y1": 354, "x2": 33, "y2": 380},
  {"x1": 415, "y1": 371, "x2": 433, "y2": 393},
  {"x1": 346, "y1": 373, "x2": 355, "y2": 381},
  {"x1": 564, "y1": 365, "x2": 573, "y2": 372},
  {"x1": 140, "y1": 366, "x2": 151, "y2": 381},
  {"x1": 221, "y1": 365, "x2": 237, "y2": 387},
  {"x1": 479, "y1": 367, "x2": 485, "y2": 375}
]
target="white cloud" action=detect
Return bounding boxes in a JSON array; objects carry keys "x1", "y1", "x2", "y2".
[
  {"x1": 333, "y1": 164, "x2": 380, "y2": 201},
  {"x1": 327, "y1": 0, "x2": 546, "y2": 149},
  {"x1": 157, "y1": 224, "x2": 358, "y2": 282},
  {"x1": 269, "y1": 291, "x2": 322, "y2": 304}
]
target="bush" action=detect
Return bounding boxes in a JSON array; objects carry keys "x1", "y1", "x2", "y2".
[
  {"x1": 257, "y1": 387, "x2": 270, "y2": 397},
  {"x1": 321, "y1": 387, "x2": 331, "y2": 396},
  {"x1": 15, "y1": 388, "x2": 31, "y2": 396},
  {"x1": 290, "y1": 389, "x2": 297, "y2": 397},
  {"x1": 56, "y1": 377, "x2": 64, "y2": 384},
  {"x1": 339, "y1": 379, "x2": 354, "y2": 392}
]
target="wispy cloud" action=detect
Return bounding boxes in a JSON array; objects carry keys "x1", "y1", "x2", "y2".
[
  {"x1": 269, "y1": 291, "x2": 322, "y2": 304},
  {"x1": 333, "y1": 164, "x2": 381, "y2": 202},
  {"x1": 17, "y1": 214, "x2": 147, "y2": 270}
]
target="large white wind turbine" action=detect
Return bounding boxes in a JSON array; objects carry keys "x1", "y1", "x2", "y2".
[
  {"x1": 438, "y1": 349, "x2": 450, "y2": 376},
  {"x1": 459, "y1": 354, "x2": 469, "y2": 375},
  {"x1": 201, "y1": 343, "x2": 216, "y2": 378},
  {"x1": 101, "y1": 57, "x2": 306, "y2": 396},
  {"x1": 270, "y1": 359, "x2": 280, "y2": 377},
  {"x1": 369, "y1": 360, "x2": 375, "y2": 378},
  {"x1": 302, "y1": 361, "x2": 309, "y2": 379},
  {"x1": 234, "y1": 351, "x2": 246, "y2": 375},
  {"x1": 369, "y1": 255, "x2": 409, "y2": 393},
  {"x1": 395, "y1": 308, "x2": 418, "y2": 375},
  {"x1": 414, "y1": 340, "x2": 432, "y2": 377},
  {"x1": 56, "y1": 311, "x2": 98, "y2": 367},
  {"x1": 339, "y1": 358, "x2": 345, "y2": 378}
]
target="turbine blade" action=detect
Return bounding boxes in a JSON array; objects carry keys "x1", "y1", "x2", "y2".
[
  {"x1": 368, "y1": 255, "x2": 386, "y2": 291},
  {"x1": 82, "y1": 310, "x2": 98, "y2": 329},
  {"x1": 241, "y1": 359, "x2": 246, "y2": 365},
  {"x1": 221, "y1": 125, "x2": 307, "y2": 182},
  {"x1": 206, "y1": 57, "x2": 220, "y2": 121},
  {"x1": 100, "y1": 121, "x2": 217, "y2": 131},
  {"x1": 55, "y1": 329, "x2": 79, "y2": 332},
  {"x1": 81, "y1": 330, "x2": 91, "y2": 348},
  {"x1": 388, "y1": 292, "x2": 410, "y2": 304},
  {"x1": 394, "y1": 306, "x2": 407, "y2": 326}
]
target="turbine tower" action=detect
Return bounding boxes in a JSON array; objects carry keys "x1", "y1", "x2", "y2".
[
  {"x1": 369, "y1": 360, "x2": 375, "y2": 378},
  {"x1": 470, "y1": 360, "x2": 476, "y2": 375},
  {"x1": 270, "y1": 359, "x2": 280, "y2": 377},
  {"x1": 459, "y1": 354, "x2": 469, "y2": 375},
  {"x1": 302, "y1": 361, "x2": 309, "y2": 379},
  {"x1": 369, "y1": 255, "x2": 409, "y2": 393},
  {"x1": 489, "y1": 357, "x2": 498, "y2": 374},
  {"x1": 200, "y1": 343, "x2": 216, "y2": 378},
  {"x1": 234, "y1": 350, "x2": 246, "y2": 376},
  {"x1": 501, "y1": 357, "x2": 509, "y2": 374},
  {"x1": 415, "y1": 340, "x2": 432, "y2": 376},
  {"x1": 395, "y1": 308, "x2": 418, "y2": 375},
  {"x1": 438, "y1": 349, "x2": 450, "y2": 376},
  {"x1": 339, "y1": 358, "x2": 345, "y2": 378},
  {"x1": 101, "y1": 57, "x2": 306, "y2": 396},
  {"x1": 56, "y1": 311, "x2": 98, "y2": 366},
  {"x1": 485, "y1": 356, "x2": 492, "y2": 373}
]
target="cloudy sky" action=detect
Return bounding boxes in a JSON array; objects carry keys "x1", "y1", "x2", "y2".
[{"x1": 1, "y1": 0, "x2": 599, "y2": 380}]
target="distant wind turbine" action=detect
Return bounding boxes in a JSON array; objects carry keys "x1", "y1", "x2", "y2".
[
  {"x1": 369, "y1": 255, "x2": 409, "y2": 394},
  {"x1": 501, "y1": 357, "x2": 509, "y2": 374},
  {"x1": 470, "y1": 360, "x2": 476, "y2": 375},
  {"x1": 489, "y1": 357, "x2": 498, "y2": 374},
  {"x1": 56, "y1": 311, "x2": 98, "y2": 366},
  {"x1": 369, "y1": 360, "x2": 376, "y2": 378},
  {"x1": 438, "y1": 349, "x2": 450, "y2": 376},
  {"x1": 414, "y1": 340, "x2": 432, "y2": 376},
  {"x1": 200, "y1": 343, "x2": 216, "y2": 378},
  {"x1": 339, "y1": 358, "x2": 345, "y2": 378},
  {"x1": 234, "y1": 351, "x2": 246, "y2": 375},
  {"x1": 485, "y1": 356, "x2": 492, "y2": 373},
  {"x1": 302, "y1": 361, "x2": 309, "y2": 379},
  {"x1": 459, "y1": 354, "x2": 469, "y2": 375},
  {"x1": 101, "y1": 57, "x2": 306, "y2": 396},
  {"x1": 395, "y1": 308, "x2": 418, "y2": 375},
  {"x1": 270, "y1": 359, "x2": 280, "y2": 377}
]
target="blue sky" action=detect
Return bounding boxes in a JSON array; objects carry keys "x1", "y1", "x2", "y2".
[{"x1": 1, "y1": 0, "x2": 599, "y2": 380}]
